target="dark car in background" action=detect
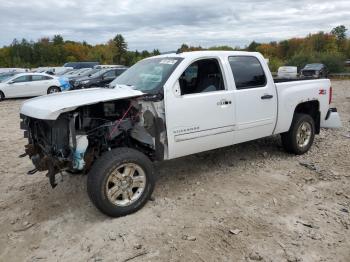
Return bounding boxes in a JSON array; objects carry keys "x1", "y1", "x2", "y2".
[
  {"x1": 300, "y1": 63, "x2": 328, "y2": 79},
  {"x1": 63, "y1": 62, "x2": 100, "y2": 69},
  {"x1": 72, "y1": 67, "x2": 128, "y2": 89},
  {"x1": 68, "y1": 68, "x2": 99, "y2": 79}
]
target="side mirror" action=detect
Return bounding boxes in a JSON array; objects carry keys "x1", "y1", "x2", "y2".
[{"x1": 8, "y1": 80, "x2": 14, "y2": 84}]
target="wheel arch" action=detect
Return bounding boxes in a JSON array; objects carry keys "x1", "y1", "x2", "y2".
[
  {"x1": 49, "y1": 85, "x2": 61, "y2": 90},
  {"x1": 47, "y1": 86, "x2": 61, "y2": 94},
  {"x1": 293, "y1": 100, "x2": 320, "y2": 134}
]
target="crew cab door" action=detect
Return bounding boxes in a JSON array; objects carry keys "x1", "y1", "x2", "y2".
[
  {"x1": 228, "y1": 56, "x2": 277, "y2": 143},
  {"x1": 165, "y1": 58, "x2": 235, "y2": 159}
]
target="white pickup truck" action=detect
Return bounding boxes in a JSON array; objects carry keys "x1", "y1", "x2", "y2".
[{"x1": 20, "y1": 51, "x2": 341, "y2": 217}]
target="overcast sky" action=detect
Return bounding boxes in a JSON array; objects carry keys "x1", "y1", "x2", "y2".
[{"x1": 0, "y1": 0, "x2": 349, "y2": 51}]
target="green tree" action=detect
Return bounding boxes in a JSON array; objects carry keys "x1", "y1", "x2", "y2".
[
  {"x1": 53, "y1": 35, "x2": 64, "y2": 45},
  {"x1": 331, "y1": 25, "x2": 347, "y2": 41},
  {"x1": 112, "y1": 34, "x2": 127, "y2": 64},
  {"x1": 331, "y1": 25, "x2": 348, "y2": 52},
  {"x1": 247, "y1": 41, "x2": 261, "y2": 52}
]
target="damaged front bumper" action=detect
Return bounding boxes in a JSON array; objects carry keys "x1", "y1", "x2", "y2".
[
  {"x1": 321, "y1": 108, "x2": 342, "y2": 129},
  {"x1": 19, "y1": 114, "x2": 85, "y2": 188}
]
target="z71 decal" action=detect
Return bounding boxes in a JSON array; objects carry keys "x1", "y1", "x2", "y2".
[{"x1": 319, "y1": 89, "x2": 327, "y2": 95}]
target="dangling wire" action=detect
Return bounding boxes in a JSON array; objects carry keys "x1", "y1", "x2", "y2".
[{"x1": 108, "y1": 103, "x2": 133, "y2": 140}]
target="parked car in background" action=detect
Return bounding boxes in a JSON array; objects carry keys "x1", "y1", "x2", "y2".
[
  {"x1": 56, "y1": 68, "x2": 75, "y2": 76},
  {"x1": 345, "y1": 59, "x2": 350, "y2": 67},
  {"x1": 60, "y1": 69, "x2": 82, "y2": 77},
  {"x1": 66, "y1": 68, "x2": 101, "y2": 89},
  {"x1": 45, "y1": 67, "x2": 74, "y2": 75},
  {"x1": 72, "y1": 67, "x2": 128, "y2": 89},
  {"x1": 277, "y1": 66, "x2": 298, "y2": 79},
  {"x1": 300, "y1": 64, "x2": 328, "y2": 79},
  {"x1": 0, "y1": 72, "x2": 18, "y2": 82},
  {"x1": 63, "y1": 62, "x2": 99, "y2": 69},
  {"x1": 0, "y1": 73, "x2": 70, "y2": 101},
  {"x1": 0, "y1": 68, "x2": 28, "y2": 74},
  {"x1": 70, "y1": 68, "x2": 94, "y2": 77},
  {"x1": 66, "y1": 68, "x2": 100, "y2": 80},
  {"x1": 94, "y1": 65, "x2": 124, "y2": 69}
]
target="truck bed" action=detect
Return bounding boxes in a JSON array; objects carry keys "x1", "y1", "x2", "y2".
[{"x1": 273, "y1": 78, "x2": 331, "y2": 135}]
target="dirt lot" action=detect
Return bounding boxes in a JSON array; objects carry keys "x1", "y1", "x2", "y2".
[{"x1": 0, "y1": 81, "x2": 349, "y2": 262}]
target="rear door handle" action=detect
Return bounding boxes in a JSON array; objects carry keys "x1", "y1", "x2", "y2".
[{"x1": 261, "y1": 94, "x2": 273, "y2": 100}]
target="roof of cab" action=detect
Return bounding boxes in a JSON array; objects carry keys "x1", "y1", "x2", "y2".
[{"x1": 154, "y1": 50, "x2": 262, "y2": 59}]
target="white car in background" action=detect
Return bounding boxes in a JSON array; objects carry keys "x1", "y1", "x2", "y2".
[
  {"x1": 33, "y1": 67, "x2": 73, "y2": 75},
  {"x1": 277, "y1": 66, "x2": 298, "y2": 79},
  {"x1": 0, "y1": 68, "x2": 29, "y2": 74},
  {"x1": 0, "y1": 73, "x2": 69, "y2": 101}
]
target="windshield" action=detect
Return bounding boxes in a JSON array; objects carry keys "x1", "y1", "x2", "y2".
[
  {"x1": 110, "y1": 57, "x2": 183, "y2": 93},
  {"x1": 90, "y1": 69, "x2": 108, "y2": 78},
  {"x1": 304, "y1": 64, "x2": 323, "y2": 70},
  {"x1": 82, "y1": 68, "x2": 99, "y2": 76},
  {"x1": 0, "y1": 74, "x2": 15, "y2": 82}
]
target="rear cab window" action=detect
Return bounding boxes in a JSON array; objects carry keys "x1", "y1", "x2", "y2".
[{"x1": 228, "y1": 56, "x2": 267, "y2": 90}]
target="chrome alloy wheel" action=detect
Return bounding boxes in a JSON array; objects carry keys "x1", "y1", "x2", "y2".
[
  {"x1": 296, "y1": 122, "x2": 312, "y2": 149},
  {"x1": 106, "y1": 163, "x2": 146, "y2": 207}
]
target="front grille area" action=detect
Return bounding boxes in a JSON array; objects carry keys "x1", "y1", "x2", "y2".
[{"x1": 302, "y1": 70, "x2": 316, "y2": 76}]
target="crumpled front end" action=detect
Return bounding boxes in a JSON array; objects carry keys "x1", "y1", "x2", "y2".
[
  {"x1": 20, "y1": 114, "x2": 74, "y2": 187},
  {"x1": 20, "y1": 95, "x2": 168, "y2": 188}
]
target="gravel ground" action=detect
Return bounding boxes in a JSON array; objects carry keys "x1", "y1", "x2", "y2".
[{"x1": 0, "y1": 80, "x2": 349, "y2": 262}]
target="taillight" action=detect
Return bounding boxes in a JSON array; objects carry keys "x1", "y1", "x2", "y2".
[{"x1": 329, "y1": 86, "x2": 332, "y2": 104}]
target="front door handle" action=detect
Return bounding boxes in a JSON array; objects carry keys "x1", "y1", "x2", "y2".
[
  {"x1": 261, "y1": 94, "x2": 273, "y2": 100},
  {"x1": 217, "y1": 99, "x2": 232, "y2": 106}
]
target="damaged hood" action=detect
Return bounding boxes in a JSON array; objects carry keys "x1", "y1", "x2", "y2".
[{"x1": 21, "y1": 87, "x2": 145, "y2": 120}]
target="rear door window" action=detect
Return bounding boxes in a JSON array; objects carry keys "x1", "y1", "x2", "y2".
[
  {"x1": 32, "y1": 75, "x2": 50, "y2": 81},
  {"x1": 228, "y1": 56, "x2": 267, "y2": 89}
]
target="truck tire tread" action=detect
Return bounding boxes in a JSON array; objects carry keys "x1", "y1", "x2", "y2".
[
  {"x1": 87, "y1": 147, "x2": 155, "y2": 217},
  {"x1": 281, "y1": 113, "x2": 315, "y2": 155}
]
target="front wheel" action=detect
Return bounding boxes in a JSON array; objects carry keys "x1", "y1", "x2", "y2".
[
  {"x1": 47, "y1": 86, "x2": 61, "y2": 94},
  {"x1": 281, "y1": 113, "x2": 315, "y2": 155},
  {"x1": 87, "y1": 148, "x2": 155, "y2": 217}
]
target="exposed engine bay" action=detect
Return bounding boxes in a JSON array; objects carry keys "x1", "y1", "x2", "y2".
[{"x1": 20, "y1": 98, "x2": 166, "y2": 187}]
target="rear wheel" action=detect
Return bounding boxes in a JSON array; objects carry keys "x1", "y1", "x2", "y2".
[
  {"x1": 0, "y1": 91, "x2": 4, "y2": 101},
  {"x1": 281, "y1": 113, "x2": 315, "y2": 155},
  {"x1": 47, "y1": 86, "x2": 61, "y2": 94},
  {"x1": 87, "y1": 148, "x2": 155, "y2": 217}
]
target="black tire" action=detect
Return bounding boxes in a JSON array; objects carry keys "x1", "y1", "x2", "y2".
[
  {"x1": 281, "y1": 113, "x2": 315, "y2": 155},
  {"x1": 47, "y1": 86, "x2": 61, "y2": 94},
  {"x1": 0, "y1": 91, "x2": 4, "y2": 101},
  {"x1": 87, "y1": 147, "x2": 155, "y2": 217}
]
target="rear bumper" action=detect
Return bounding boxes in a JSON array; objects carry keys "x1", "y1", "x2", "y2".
[{"x1": 321, "y1": 108, "x2": 342, "y2": 129}]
